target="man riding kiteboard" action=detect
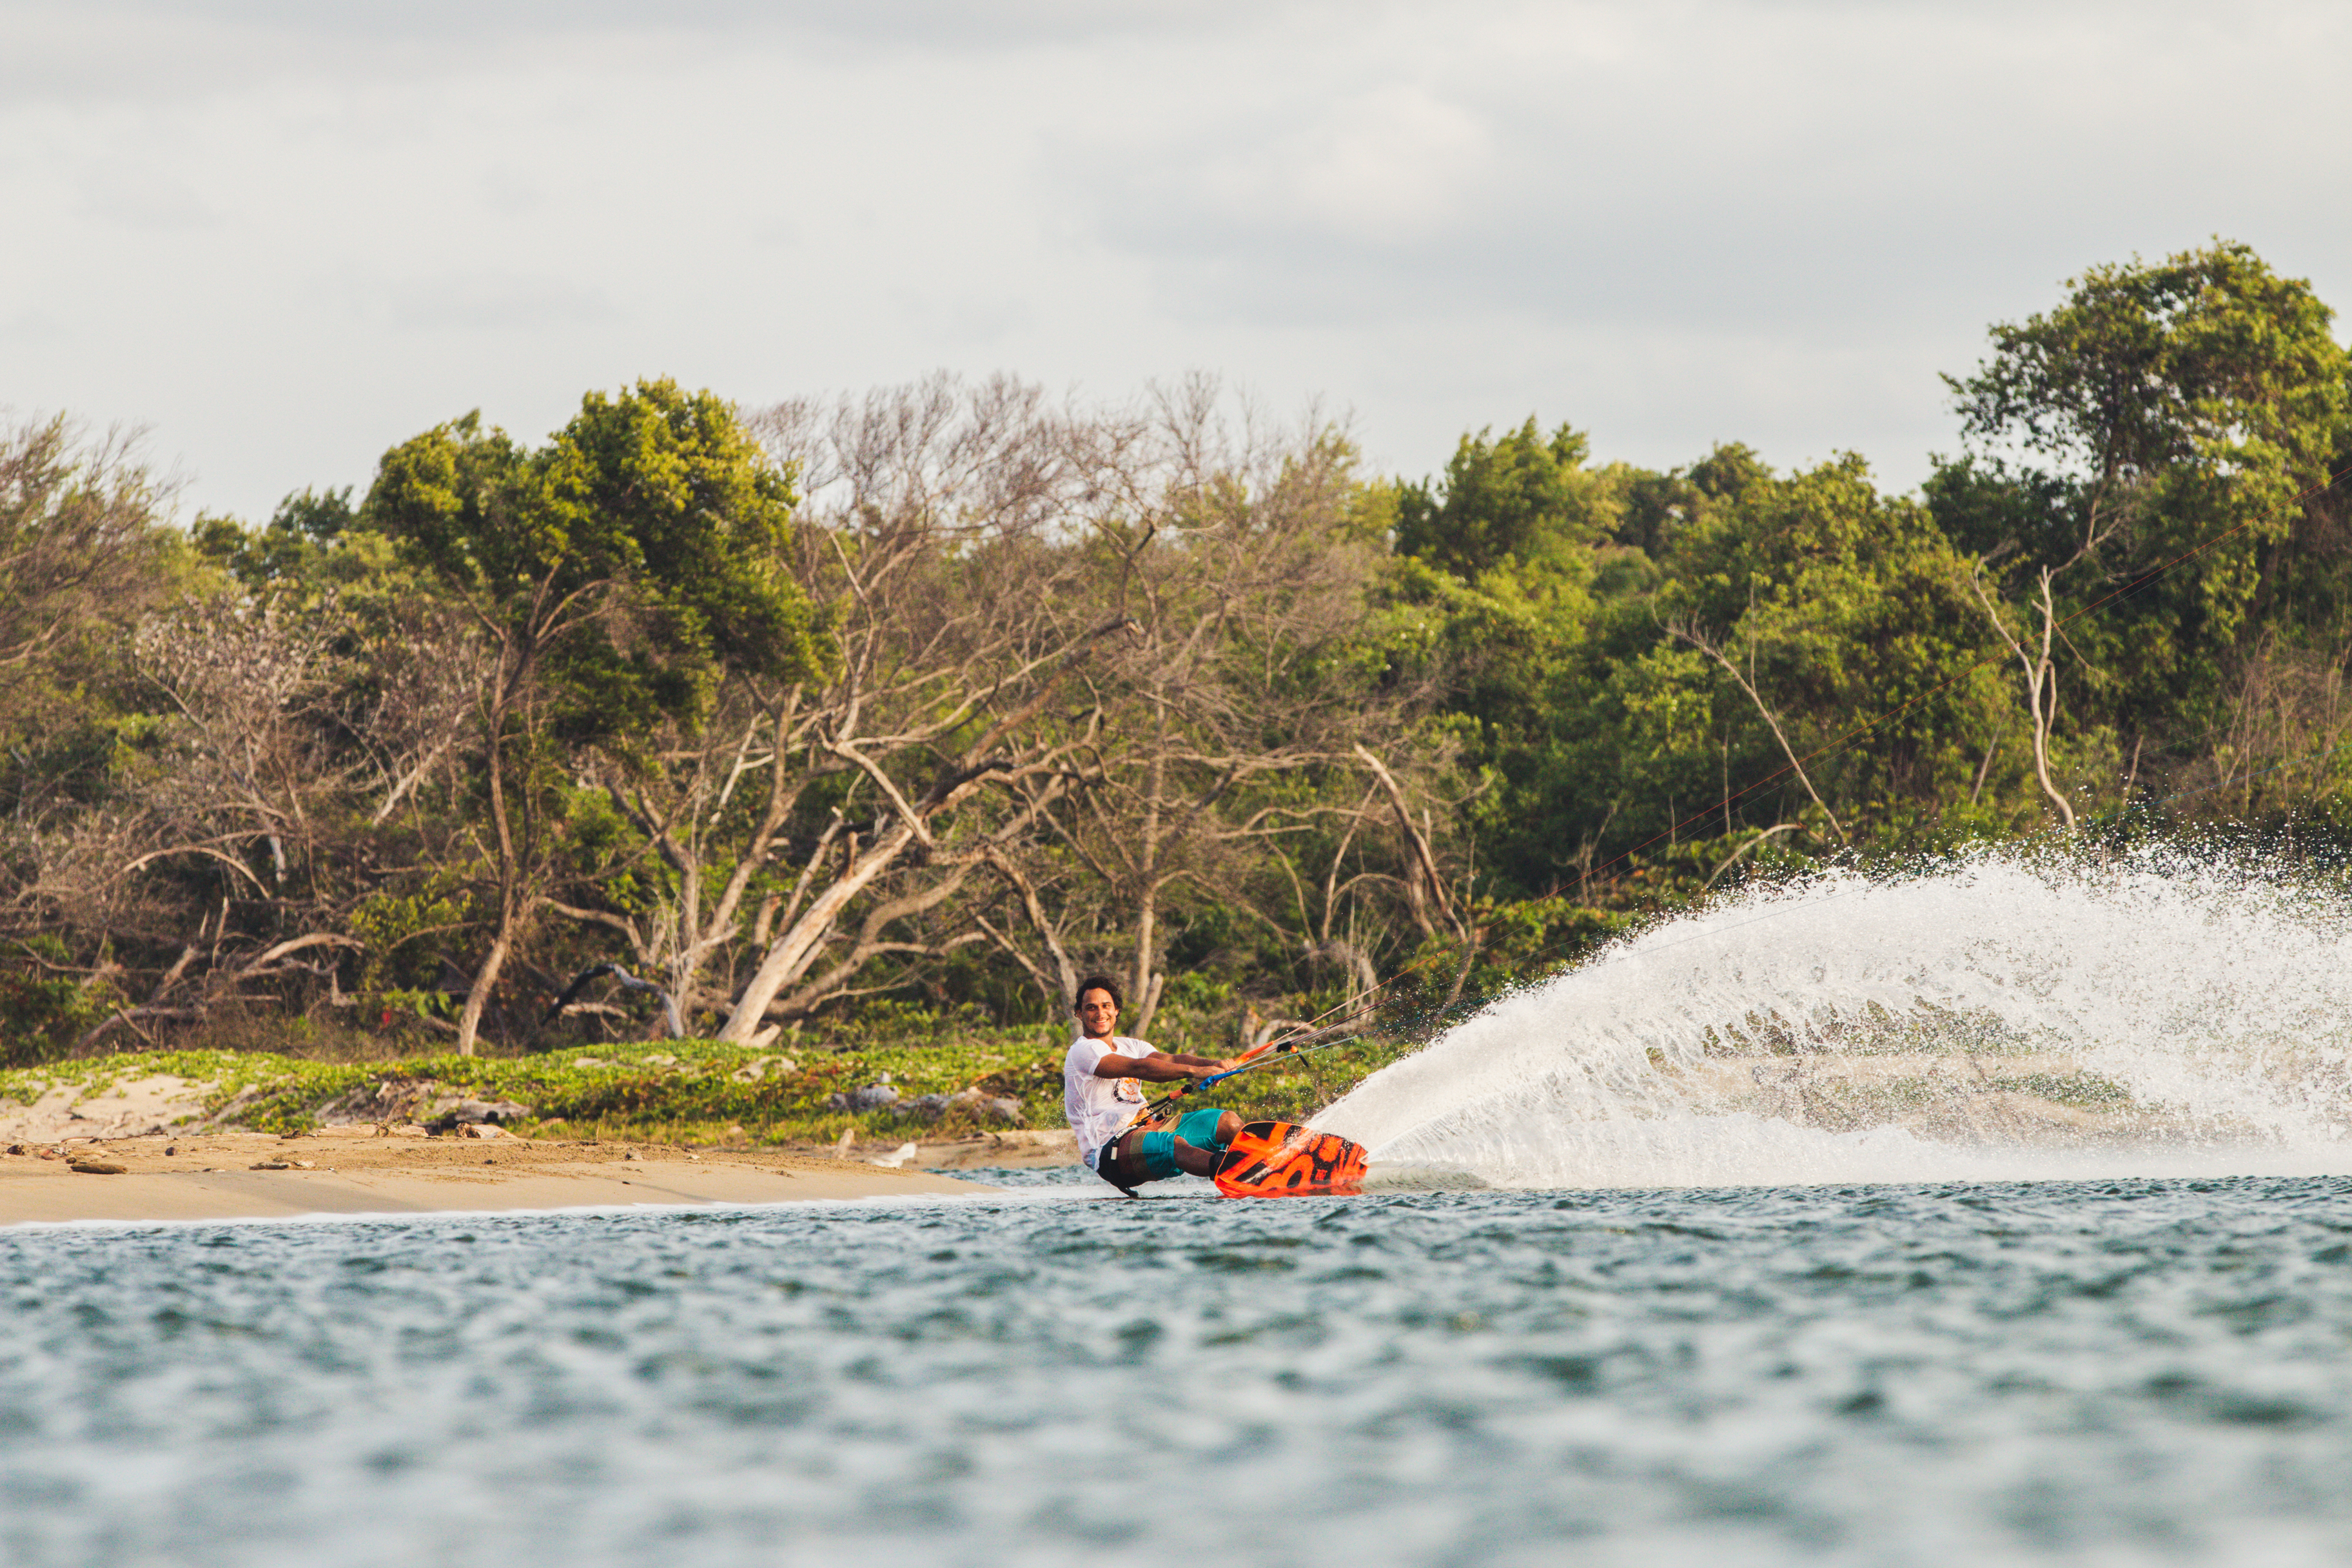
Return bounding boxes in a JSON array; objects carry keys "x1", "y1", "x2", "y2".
[
  {"x1": 1062, "y1": 974, "x2": 1370, "y2": 1197},
  {"x1": 1062, "y1": 975, "x2": 1241, "y2": 1195}
]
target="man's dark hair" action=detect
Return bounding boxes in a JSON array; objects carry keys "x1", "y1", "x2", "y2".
[{"x1": 1072, "y1": 975, "x2": 1124, "y2": 1013}]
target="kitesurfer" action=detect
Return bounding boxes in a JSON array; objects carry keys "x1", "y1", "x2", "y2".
[{"x1": 1062, "y1": 975, "x2": 1242, "y2": 1195}]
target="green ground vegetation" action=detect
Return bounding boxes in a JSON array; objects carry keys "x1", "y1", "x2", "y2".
[{"x1": 0, "y1": 1034, "x2": 1413, "y2": 1148}]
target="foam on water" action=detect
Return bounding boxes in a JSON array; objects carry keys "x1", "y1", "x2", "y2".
[{"x1": 1318, "y1": 847, "x2": 2352, "y2": 1190}]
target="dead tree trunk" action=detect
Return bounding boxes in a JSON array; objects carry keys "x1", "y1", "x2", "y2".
[{"x1": 1966, "y1": 565, "x2": 2075, "y2": 830}]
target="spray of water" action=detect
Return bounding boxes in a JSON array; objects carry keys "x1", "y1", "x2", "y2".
[{"x1": 1315, "y1": 845, "x2": 2352, "y2": 1190}]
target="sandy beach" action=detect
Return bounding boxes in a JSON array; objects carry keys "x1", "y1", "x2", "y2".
[{"x1": 0, "y1": 1128, "x2": 1011, "y2": 1225}]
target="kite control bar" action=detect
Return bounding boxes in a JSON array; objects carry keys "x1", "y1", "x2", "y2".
[{"x1": 1126, "y1": 1024, "x2": 1364, "y2": 1131}]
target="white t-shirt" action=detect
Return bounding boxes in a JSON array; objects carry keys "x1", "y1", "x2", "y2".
[{"x1": 1063, "y1": 1034, "x2": 1155, "y2": 1167}]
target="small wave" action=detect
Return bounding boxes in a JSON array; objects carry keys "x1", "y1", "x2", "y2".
[{"x1": 1361, "y1": 1162, "x2": 1493, "y2": 1193}]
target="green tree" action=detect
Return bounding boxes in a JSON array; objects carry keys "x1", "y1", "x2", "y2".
[
  {"x1": 1404, "y1": 444, "x2": 2025, "y2": 902},
  {"x1": 1395, "y1": 418, "x2": 1614, "y2": 579},
  {"x1": 0, "y1": 416, "x2": 190, "y2": 983},
  {"x1": 1942, "y1": 240, "x2": 2351, "y2": 741},
  {"x1": 359, "y1": 379, "x2": 820, "y2": 1054},
  {"x1": 0, "y1": 417, "x2": 178, "y2": 811},
  {"x1": 1665, "y1": 455, "x2": 2017, "y2": 839}
]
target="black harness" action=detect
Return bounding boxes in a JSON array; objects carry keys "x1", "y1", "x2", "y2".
[{"x1": 1090, "y1": 1138, "x2": 1141, "y2": 1197}]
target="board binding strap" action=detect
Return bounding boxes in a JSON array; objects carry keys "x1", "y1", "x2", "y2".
[{"x1": 1211, "y1": 1121, "x2": 1369, "y2": 1199}]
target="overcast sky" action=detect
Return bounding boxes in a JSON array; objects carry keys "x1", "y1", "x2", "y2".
[{"x1": 5, "y1": 0, "x2": 2347, "y2": 523}]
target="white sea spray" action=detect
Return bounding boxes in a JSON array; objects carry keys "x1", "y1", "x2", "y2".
[{"x1": 1319, "y1": 845, "x2": 2352, "y2": 1188}]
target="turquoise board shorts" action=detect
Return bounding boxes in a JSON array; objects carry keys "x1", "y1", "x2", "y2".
[{"x1": 1097, "y1": 1107, "x2": 1232, "y2": 1190}]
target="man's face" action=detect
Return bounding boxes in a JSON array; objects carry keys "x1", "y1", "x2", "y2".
[{"x1": 1077, "y1": 988, "x2": 1119, "y2": 1039}]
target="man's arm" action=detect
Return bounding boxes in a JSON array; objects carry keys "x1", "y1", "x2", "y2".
[{"x1": 1092, "y1": 1050, "x2": 1232, "y2": 1084}]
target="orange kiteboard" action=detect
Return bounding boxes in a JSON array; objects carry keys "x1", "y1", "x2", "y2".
[{"x1": 1212, "y1": 1121, "x2": 1369, "y2": 1199}]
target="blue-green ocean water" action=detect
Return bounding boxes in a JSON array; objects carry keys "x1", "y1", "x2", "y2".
[{"x1": 6, "y1": 1175, "x2": 2352, "y2": 1567}]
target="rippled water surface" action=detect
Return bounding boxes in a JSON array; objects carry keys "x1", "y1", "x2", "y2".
[{"x1": 8, "y1": 1177, "x2": 2352, "y2": 1567}]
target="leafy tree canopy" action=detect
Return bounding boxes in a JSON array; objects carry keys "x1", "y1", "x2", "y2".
[
  {"x1": 1937, "y1": 239, "x2": 2352, "y2": 732},
  {"x1": 1395, "y1": 417, "x2": 1612, "y2": 580},
  {"x1": 358, "y1": 378, "x2": 822, "y2": 739},
  {"x1": 1948, "y1": 239, "x2": 2346, "y2": 510}
]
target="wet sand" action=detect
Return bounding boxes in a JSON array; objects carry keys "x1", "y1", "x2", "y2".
[{"x1": 0, "y1": 1129, "x2": 998, "y2": 1225}]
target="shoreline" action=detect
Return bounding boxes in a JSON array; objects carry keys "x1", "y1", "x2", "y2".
[{"x1": 0, "y1": 1129, "x2": 1022, "y2": 1226}]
